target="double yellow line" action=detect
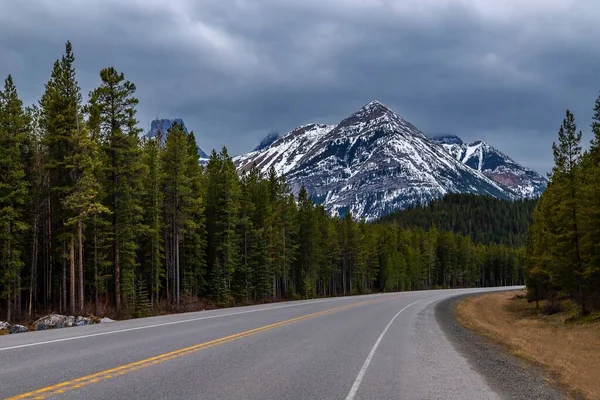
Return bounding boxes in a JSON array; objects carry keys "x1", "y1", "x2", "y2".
[{"x1": 6, "y1": 297, "x2": 386, "y2": 399}]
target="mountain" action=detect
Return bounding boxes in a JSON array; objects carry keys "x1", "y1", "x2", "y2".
[
  {"x1": 236, "y1": 123, "x2": 335, "y2": 175},
  {"x1": 145, "y1": 119, "x2": 209, "y2": 160},
  {"x1": 432, "y1": 135, "x2": 547, "y2": 198},
  {"x1": 253, "y1": 132, "x2": 281, "y2": 152},
  {"x1": 234, "y1": 101, "x2": 522, "y2": 221}
]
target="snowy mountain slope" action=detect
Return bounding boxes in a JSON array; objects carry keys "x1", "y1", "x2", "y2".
[
  {"x1": 235, "y1": 123, "x2": 335, "y2": 175},
  {"x1": 432, "y1": 135, "x2": 547, "y2": 198},
  {"x1": 234, "y1": 101, "x2": 520, "y2": 221}
]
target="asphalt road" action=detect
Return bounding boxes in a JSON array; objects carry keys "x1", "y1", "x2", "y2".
[{"x1": 0, "y1": 287, "x2": 529, "y2": 400}]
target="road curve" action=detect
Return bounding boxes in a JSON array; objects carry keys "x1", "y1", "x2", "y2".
[{"x1": 1, "y1": 287, "x2": 523, "y2": 400}]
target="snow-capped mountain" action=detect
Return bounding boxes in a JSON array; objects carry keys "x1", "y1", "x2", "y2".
[
  {"x1": 236, "y1": 123, "x2": 335, "y2": 175},
  {"x1": 234, "y1": 101, "x2": 529, "y2": 221},
  {"x1": 432, "y1": 135, "x2": 547, "y2": 198},
  {"x1": 145, "y1": 119, "x2": 209, "y2": 161}
]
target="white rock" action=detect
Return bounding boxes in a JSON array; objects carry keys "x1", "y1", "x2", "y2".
[
  {"x1": 34, "y1": 314, "x2": 70, "y2": 330},
  {"x1": 100, "y1": 317, "x2": 115, "y2": 323},
  {"x1": 0, "y1": 321, "x2": 10, "y2": 331},
  {"x1": 9, "y1": 324, "x2": 28, "y2": 334}
]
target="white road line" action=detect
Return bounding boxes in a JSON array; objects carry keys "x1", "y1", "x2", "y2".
[
  {"x1": 0, "y1": 293, "x2": 401, "y2": 352},
  {"x1": 345, "y1": 299, "x2": 424, "y2": 400}
]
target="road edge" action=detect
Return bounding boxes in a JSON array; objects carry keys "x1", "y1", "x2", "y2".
[{"x1": 435, "y1": 292, "x2": 569, "y2": 400}]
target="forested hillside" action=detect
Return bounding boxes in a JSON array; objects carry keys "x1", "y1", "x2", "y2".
[
  {"x1": 380, "y1": 194, "x2": 537, "y2": 246},
  {"x1": 0, "y1": 42, "x2": 524, "y2": 322},
  {"x1": 526, "y1": 97, "x2": 600, "y2": 314}
]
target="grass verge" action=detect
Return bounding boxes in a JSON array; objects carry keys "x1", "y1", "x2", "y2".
[{"x1": 455, "y1": 290, "x2": 600, "y2": 400}]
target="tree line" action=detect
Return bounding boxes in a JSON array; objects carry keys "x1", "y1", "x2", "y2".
[
  {"x1": 0, "y1": 42, "x2": 525, "y2": 322},
  {"x1": 380, "y1": 193, "x2": 537, "y2": 247},
  {"x1": 526, "y1": 96, "x2": 600, "y2": 314}
]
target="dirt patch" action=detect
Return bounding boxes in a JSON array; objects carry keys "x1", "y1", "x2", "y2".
[{"x1": 456, "y1": 291, "x2": 600, "y2": 399}]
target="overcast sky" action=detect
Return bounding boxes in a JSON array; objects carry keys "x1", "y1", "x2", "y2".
[{"x1": 2, "y1": 0, "x2": 600, "y2": 173}]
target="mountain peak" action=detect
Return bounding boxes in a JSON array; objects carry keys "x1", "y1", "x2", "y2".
[
  {"x1": 357, "y1": 100, "x2": 393, "y2": 116},
  {"x1": 253, "y1": 132, "x2": 281, "y2": 152},
  {"x1": 336, "y1": 100, "x2": 398, "y2": 131},
  {"x1": 146, "y1": 118, "x2": 209, "y2": 159},
  {"x1": 363, "y1": 99, "x2": 387, "y2": 109},
  {"x1": 150, "y1": 118, "x2": 189, "y2": 136}
]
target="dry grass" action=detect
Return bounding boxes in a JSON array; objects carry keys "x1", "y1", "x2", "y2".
[{"x1": 456, "y1": 291, "x2": 600, "y2": 400}]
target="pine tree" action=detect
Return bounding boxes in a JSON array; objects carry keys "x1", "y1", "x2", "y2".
[
  {"x1": 205, "y1": 148, "x2": 240, "y2": 306},
  {"x1": 133, "y1": 275, "x2": 151, "y2": 318},
  {"x1": 140, "y1": 137, "x2": 164, "y2": 310},
  {"x1": 161, "y1": 122, "x2": 194, "y2": 307},
  {"x1": 23, "y1": 105, "x2": 46, "y2": 317},
  {"x1": 182, "y1": 132, "x2": 206, "y2": 301},
  {"x1": 88, "y1": 66, "x2": 144, "y2": 313},
  {"x1": 580, "y1": 93, "x2": 600, "y2": 303},
  {"x1": 40, "y1": 41, "x2": 83, "y2": 313},
  {"x1": 0, "y1": 75, "x2": 29, "y2": 321},
  {"x1": 62, "y1": 123, "x2": 108, "y2": 314},
  {"x1": 550, "y1": 110, "x2": 586, "y2": 313}
]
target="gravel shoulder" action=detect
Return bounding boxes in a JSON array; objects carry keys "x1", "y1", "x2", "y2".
[{"x1": 436, "y1": 293, "x2": 570, "y2": 400}]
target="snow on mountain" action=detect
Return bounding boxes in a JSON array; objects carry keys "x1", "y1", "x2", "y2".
[
  {"x1": 145, "y1": 119, "x2": 209, "y2": 162},
  {"x1": 432, "y1": 135, "x2": 547, "y2": 198},
  {"x1": 235, "y1": 101, "x2": 524, "y2": 221},
  {"x1": 235, "y1": 123, "x2": 335, "y2": 175}
]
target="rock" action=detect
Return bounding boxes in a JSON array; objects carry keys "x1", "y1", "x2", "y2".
[
  {"x1": 74, "y1": 316, "x2": 92, "y2": 326},
  {"x1": 9, "y1": 324, "x2": 28, "y2": 334},
  {"x1": 34, "y1": 314, "x2": 70, "y2": 330},
  {"x1": 65, "y1": 316, "x2": 75, "y2": 327},
  {"x1": 0, "y1": 321, "x2": 10, "y2": 331},
  {"x1": 100, "y1": 317, "x2": 115, "y2": 323}
]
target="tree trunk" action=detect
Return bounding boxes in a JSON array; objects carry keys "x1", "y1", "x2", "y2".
[
  {"x1": 94, "y1": 216, "x2": 98, "y2": 315},
  {"x1": 176, "y1": 228, "x2": 180, "y2": 307},
  {"x1": 7, "y1": 223, "x2": 12, "y2": 322},
  {"x1": 78, "y1": 219, "x2": 84, "y2": 315},
  {"x1": 165, "y1": 230, "x2": 169, "y2": 305},
  {"x1": 69, "y1": 237, "x2": 75, "y2": 314},
  {"x1": 48, "y1": 206, "x2": 53, "y2": 311},
  {"x1": 29, "y1": 216, "x2": 39, "y2": 318},
  {"x1": 151, "y1": 240, "x2": 154, "y2": 312},
  {"x1": 115, "y1": 239, "x2": 120, "y2": 313},
  {"x1": 62, "y1": 241, "x2": 66, "y2": 314}
]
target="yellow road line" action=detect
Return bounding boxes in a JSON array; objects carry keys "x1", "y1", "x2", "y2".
[{"x1": 5, "y1": 297, "x2": 388, "y2": 400}]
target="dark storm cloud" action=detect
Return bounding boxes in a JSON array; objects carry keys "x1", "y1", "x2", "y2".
[{"x1": 1, "y1": 0, "x2": 599, "y2": 173}]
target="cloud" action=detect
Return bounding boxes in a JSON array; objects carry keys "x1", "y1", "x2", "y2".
[{"x1": 1, "y1": 0, "x2": 600, "y2": 173}]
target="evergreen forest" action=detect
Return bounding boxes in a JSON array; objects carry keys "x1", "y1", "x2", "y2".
[
  {"x1": 526, "y1": 99, "x2": 600, "y2": 314},
  {"x1": 380, "y1": 193, "x2": 537, "y2": 247},
  {"x1": 0, "y1": 42, "x2": 527, "y2": 322}
]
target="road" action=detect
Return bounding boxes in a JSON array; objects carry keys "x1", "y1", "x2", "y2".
[{"x1": 1, "y1": 287, "x2": 521, "y2": 400}]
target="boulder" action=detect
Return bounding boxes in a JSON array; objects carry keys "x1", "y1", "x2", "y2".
[
  {"x1": 0, "y1": 321, "x2": 10, "y2": 331},
  {"x1": 100, "y1": 317, "x2": 115, "y2": 323},
  {"x1": 34, "y1": 314, "x2": 70, "y2": 330},
  {"x1": 65, "y1": 316, "x2": 75, "y2": 327},
  {"x1": 9, "y1": 324, "x2": 28, "y2": 334},
  {"x1": 74, "y1": 316, "x2": 93, "y2": 326}
]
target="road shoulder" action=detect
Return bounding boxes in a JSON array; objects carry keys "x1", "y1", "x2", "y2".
[{"x1": 435, "y1": 293, "x2": 568, "y2": 400}]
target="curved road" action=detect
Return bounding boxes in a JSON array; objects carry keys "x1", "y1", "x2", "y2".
[{"x1": 1, "y1": 287, "x2": 521, "y2": 400}]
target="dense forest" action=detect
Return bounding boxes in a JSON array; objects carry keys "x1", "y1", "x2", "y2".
[
  {"x1": 380, "y1": 194, "x2": 537, "y2": 246},
  {"x1": 526, "y1": 98, "x2": 600, "y2": 314},
  {"x1": 0, "y1": 42, "x2": 525, "y2": 322}
]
